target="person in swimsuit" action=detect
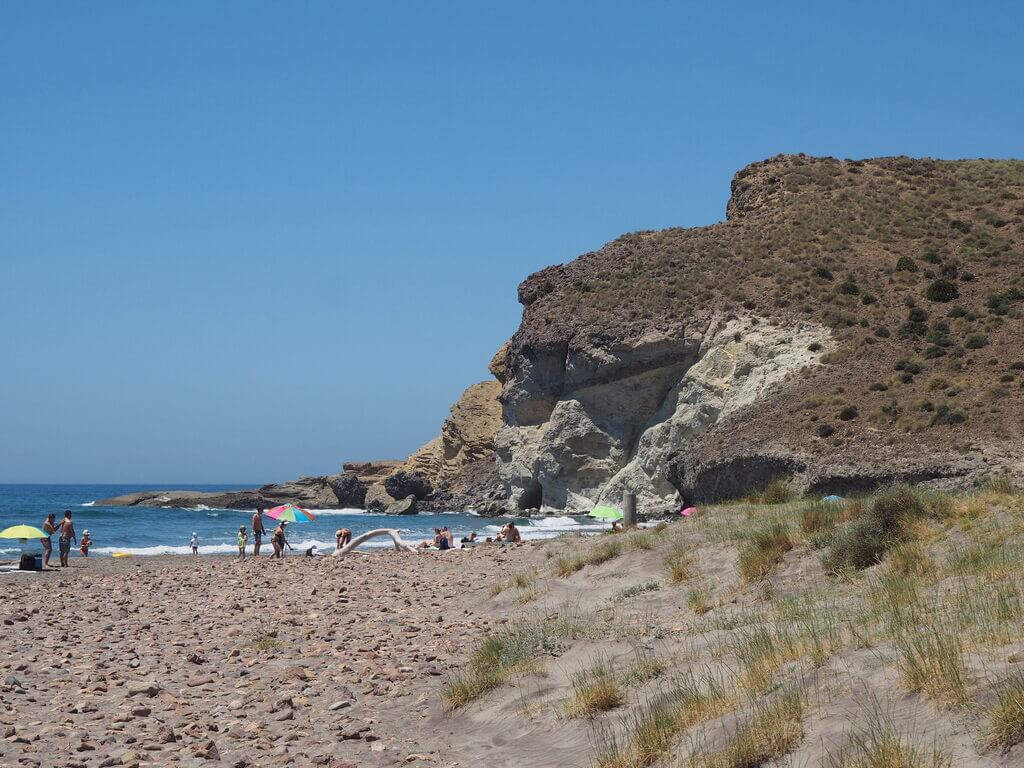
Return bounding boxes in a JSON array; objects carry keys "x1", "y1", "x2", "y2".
[
  {"x1": 271, "y1": 521, "x2": 292, "y2": 559},
  {"x1": 190, "y1": 532, "x2": 199, "y2": 555},
  {"x1": 335, "y1": 528, "x2": 352, "y2": 550},
  {"x1": 58, "y1": 510, "x2": 76, "y2": 567},
  {"x1": 237, "y1": 525, "x2": 248, "y2": 561},
  {"x1": 41, "y1": 514, "x2": 57, "y2": 568},
  {"x1": 252, "y1": 508, "x2": 265, "y2": 556},
  {"x1": 79, "y1": 530, "x2": 93, "y2": 557}
]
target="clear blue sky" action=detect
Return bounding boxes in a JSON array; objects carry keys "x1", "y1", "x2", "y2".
[{"x1": 2, "y1": 2, "x2": 1022, "y2": 484}]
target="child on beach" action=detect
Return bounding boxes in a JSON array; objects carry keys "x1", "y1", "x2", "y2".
[
  {"x1": 237, "y1": 525, "x2": 247, "y2": 561},
  {"x1": 79, "y1": 530, "x2": 93, "y2": 557},
  {"x1": 190, "y1": 532, "x2": 199, "y2": 555}
]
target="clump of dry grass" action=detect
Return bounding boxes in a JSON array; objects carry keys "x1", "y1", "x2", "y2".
[
  {"x1": 664, "y1": 542, "x2": 695, "y2": 584},
  {"x1": 688, "y1": 686, "x2": 807, "y2": 768},
  {"x1": 800, "y1": 501, "x2": 838, "y2": 536},
  {"x1": 687, "y1": 585, "x2": 712, "y2": 615},
  {"x1": 738, "y1": 522, "x2": 794, "y2": 581},
  {"x1": 553, "y1": 538, "x2": 624, "y2": 577},
  {"x1": 564, "y1": 656, "x2": 624, "y2": 719},
  {"x1": 984, "y1": 672, "x2": 1024, "y2": 750},
  {"x1": 827, "y1": 709, "x2": 951, "y2": 768},
  {"x1": 886, "y1": 540, "x2": 935, "y2": 577},
  {"x1": 441, "y1": 624, "x2": 546, "y2": 710},
  {"x1": 621, "y1": 652, "x2": 666, "y2": 686},
  {"x1": 596, "y1": 671, "x2": 735, "y2": 768},
  {"x1": 895, "y1": 624, "x2": 969, "y2": 707}
]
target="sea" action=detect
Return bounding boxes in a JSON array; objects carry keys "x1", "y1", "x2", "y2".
[{"x1": 0, "y1": 484, "x2": 607, "y2": 557}]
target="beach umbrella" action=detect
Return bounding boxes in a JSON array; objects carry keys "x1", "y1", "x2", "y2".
[
  {"x1": 0, "y1": 525, "x2": 48, "y2": 539},
  {"x1": 588, "y1": 506, "x2": 623, "y2": 521},
  {"x1": 266, "y1": 504, "x2": 316, "y2": 523}
]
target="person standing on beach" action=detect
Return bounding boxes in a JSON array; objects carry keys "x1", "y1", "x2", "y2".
[
  {"x1": 237, "y1": 525, "x2": 248, "y2": 561},
  {"x1": 271, "y1": 521, "x2": 292, "y2": 559},
  {"x1": 58, "y1": 510, "x2": 76, "y2": 567},
  {"x1": 41, "y1": 513, "x2": 57, "y2": 568},
  {"x1": 252, "y1": 508, "x2": 265, "y2": 556}
]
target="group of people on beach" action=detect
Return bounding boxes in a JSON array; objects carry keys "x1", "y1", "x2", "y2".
[
  {"x1": 36, "y1": 507, "x2": 525, "y2": 566},
  {"x1": 189, "y1": 508, "x2": 295, "y2": 560},
  {"x1": 40, "y1": 511, "x2": 91, "y2": 567}
]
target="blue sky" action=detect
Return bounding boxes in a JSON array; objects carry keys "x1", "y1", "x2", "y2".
[{"x1": 2, "y1": 1, "x2": 1022, "y2": 483}]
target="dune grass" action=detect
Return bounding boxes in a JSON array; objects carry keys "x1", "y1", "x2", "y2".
[
  {"x1": 894, "y1": 623, "x2": 969, "y2": 707},
  {"x1": 827, "y1": 710, "x2": 951, "y2": 768},
  {"x1": 984, "y1": 672, "x2": 1024, "y2": 750},
  {"x1": 441, "y1": 624, "x2": 547, "y2": 710},
  {"x1": 737, "y1": 521, "x2": 794, "y2": 581},
  {"x1": 564, "y1": 656, "x2": 624, "y2": 719},
  {"x1": 688, "y1": 686, "x2": 807, "y2": 768},
  {"x1": 553, "y1": 538, "x2": 624, "y2": 577},
  {"x1": 664, "y1": 542, "x2": 695, "y2": 584},
  {"x1": 687, "y1": 585, "x2": 712, "y2": 615},
  {"x1": 596, "y1": 671, "x2": 735, "y2": 768}
]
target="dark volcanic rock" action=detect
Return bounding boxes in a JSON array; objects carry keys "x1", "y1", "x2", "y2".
[
  {"x1": 329, "y1": 473, "x2": 367, "y2": 508},
  {"x1": 384, "y1": 471, "x2": 432, "y2": 501}
]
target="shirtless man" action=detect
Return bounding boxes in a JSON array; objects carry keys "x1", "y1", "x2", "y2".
[
  {"x1": 58, "y1": 510, "x2": 76, "y2": 567},
  {"x1": 41, "y1": 513, "x2": 58, "y2": 568},
  {"x1": 252, "y1": 508, "x2": 265, "y2": 556}
]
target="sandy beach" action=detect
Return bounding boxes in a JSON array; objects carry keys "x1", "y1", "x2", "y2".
[
  {"x1": 7, "y1": 490, "x2": 1024, "y2": 768},
  {"x1": 0, "y1": 545, "x2": 537, "y2": 768}
]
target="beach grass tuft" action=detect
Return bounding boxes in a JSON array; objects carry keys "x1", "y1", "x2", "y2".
[
  {"x1": 688, "y1": 685, "x2": 807, "y2": 768},
  {"x1": 827, "y1": 709, "x2": 951, "y2": 768},
  {"x1": 984, "y1": 672, "x2": 1024, "y2": 750},
  {"x1": 738, "y1": 521, "x2": 793, "y2": 581},
  {"x1": 564, "y1": 656, "x2": 624, "y2": 718},
  {"x1": 664, "y1": 542, "x2": 696, "y2": 584}
]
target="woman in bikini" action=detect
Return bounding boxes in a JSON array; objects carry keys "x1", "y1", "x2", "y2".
[{"x1": 271, "y1": 521, "x2": 293, "y2": 559}]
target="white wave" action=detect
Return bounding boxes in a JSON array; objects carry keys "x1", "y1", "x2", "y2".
[
  {"x1": 306, "y1": 508, "x2": 368, "y2": 516},
  {"x1": 528, "y1": 515, "x2": 586, "y2": 529},
  {"x1": 80, "y1": 501, "x2": 95, "y2": 507},
  {"x1": 478, "y1": 515, "x2": 609, "y2": 541}
]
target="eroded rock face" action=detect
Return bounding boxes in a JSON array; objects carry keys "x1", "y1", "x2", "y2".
[
  {"x1": 394, "y1": 379, "x2": 505, "y2": 510},
  {"x1": 497, "y1": 317, "x2": 833, "y2": 513}
]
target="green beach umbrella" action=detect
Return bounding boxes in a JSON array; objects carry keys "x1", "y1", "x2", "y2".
[{"x1": 588, "y1": 506, "x2": 623, "y2": 521}]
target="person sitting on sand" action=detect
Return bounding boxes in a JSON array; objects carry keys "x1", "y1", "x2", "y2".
[
  {"x1": 79, "y1": 530, "x2": 93, "y2": 557},
  {"x1": 441, "y1": 526, "x2": 455, "y2": 548},
  {"x1": 497, "y1": 521, "x2": 522, "y2": 544},
  {"x1": 418, "y1": 528, "x2": 449, "y2": 550},
  {"x1": 336, "y1": 528, "x2": 352, "y2": 550},
  {"x1": 41, "y1": 513, "x2": 57, "y2": 568},
  {"x1": 460, "y1": 531, "x2": 478, "y2": 547},
  {"x1": 58, "y1": 510, "x2": 76, "y2": 568},
  {"x1": 271, "y1": 521, "x2": 292, "y2": 559},
  {"x1": 237, "y1": 525, "x2": 248, "y2": 561},
  {"x1": 252, "y1": 508, "x2": 265, "y2": 556}
]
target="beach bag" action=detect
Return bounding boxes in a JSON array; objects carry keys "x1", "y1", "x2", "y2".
[{"x1": 19, "y1": 554, "x2": 40, "y2": 571}]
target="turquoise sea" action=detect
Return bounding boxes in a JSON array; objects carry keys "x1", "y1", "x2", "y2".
[{"x1": 0, "y1": 484, "x2": 606, "y2": 557}]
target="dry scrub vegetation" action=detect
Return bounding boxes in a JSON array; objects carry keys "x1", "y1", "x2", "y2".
[{"x1": 445, "y1": 479, "x2": 1024, "y2": 766}]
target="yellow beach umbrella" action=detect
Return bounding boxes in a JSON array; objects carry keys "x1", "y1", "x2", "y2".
[{"x1": 0, "y1": 525, "x2": 48, "y2": 539}]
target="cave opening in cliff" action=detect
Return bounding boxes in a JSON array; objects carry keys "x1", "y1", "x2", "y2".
[{"x1": 518, "y1": 479, "x2": 543, "y2": 510}]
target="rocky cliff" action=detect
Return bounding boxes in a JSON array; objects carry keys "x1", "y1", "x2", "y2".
[{"x1": 492, "y1": 155, "x2": 1024, "y2": 514}]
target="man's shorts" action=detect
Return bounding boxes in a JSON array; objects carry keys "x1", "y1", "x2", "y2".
[
  {"x1": 59, "y1": 537, "x2": 71, "y2": 556},
  {"x1": 254, "y1": 531, "x2": 263, "y2": 543}
]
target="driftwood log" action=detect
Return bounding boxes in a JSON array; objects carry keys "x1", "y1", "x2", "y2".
[{"x1": 331, "y1": 528, "x2": 419, "y2": 557}]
